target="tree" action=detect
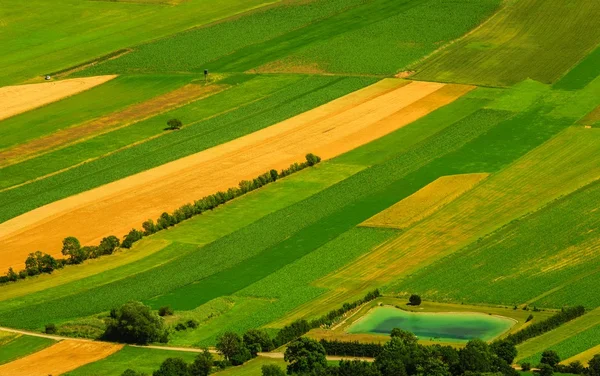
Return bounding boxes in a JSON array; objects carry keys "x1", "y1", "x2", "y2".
[
  {"x1": 520, "y1": 362, "x2": 531, "y2": 371},
  {"x1": 216, "y1": 332, "x2": 244, "y2": 361},
  {"x1": 459, "y1": 339, "x2": 493, "y2": 373},
  {"x1": 409, "y1": 294, "x2": 422, "y2": 306},
  {"x1": 566, "y1": 361, "x2": 585, "y2": 375},
  {"x1": 539, "y1": 363, "x2": 554, "y2": 376},
  {"x1": 153, "y1": 357, "x2": 189, "y2": 376},
  {"x1": 158, "y1": 306, "x2": 174, "y2": 317},
  {"x1": 6, "y1": 267, "x2": 18, "y2": 282},
  {"x1": 61, "y1": 236, "x2": 81, "y2": 256},
  {"x1": 416, "y1": 358, "x2": 450, "y2": 376},
  {"x1": 305, "y1": 153, "x2": 321, "y2": 167},
  {"x1": 122, "y1": 229, "x2": 144, "y2": 249},
  {"x1": 491, "y1": 340, "x2": 517, "y2": 364},
  {"x1": 540, "y1": 350, "x2": 560, "y2": 368},
  {"x1": 166, "y1": 119, "x2": 183, "y2": 131},
  {"x1": 189, "y1": 349, "x2": 213, "y2": 376},
  {"x1": 375, "y1": 337, "x2": 409, "y2": 376},
  {"x1": 103, "y1": 301, "x2": 168, "y2": 344},
  {"x1": 122, "y1": 370, "x2": 147, "y2": 376},
  {"x1": 589, "y1": 354, "x2": 600, "y2": 376},
  {"x1": 99, "y1": 235, "x2": 120, "y2": 255},
  {"x1": 262, "y1": 364, "x2": 286, "y2": 376},
  {"x1": 45, "y1": 323, "x2": 57, "y2": 334},
  {"x1": 339, "y1": 360, "x2": 382, "y2": 376},
  {"x1": 243, "y1": 328, "x2": 274, "y2": 353},
  {"x1": 390, "y1": 328, "x2": 418, "y2": 346},
  {"x1": 284, "y1": 337, "x2": 327, "y2": 375}
]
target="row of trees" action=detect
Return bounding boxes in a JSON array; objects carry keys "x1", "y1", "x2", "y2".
[
  {"x1": 521, "y1": 350, "x2": 600, "y2": 376},
  {"x1": 319, "y1": 339, "x2": 383, "y2": 358},
  {"x1": 122, "y1": 349, "x2": 214, "y2": 376},
  {"x1": 122, "y1": 153, "x2": 322, "y2": 250},
  {"x1": 504, "y1": 305, "x2": 585, "y2": 344},
  {"x1": 214, "y1": 329, "x2": 275, "y2": 366},
  {"x1": 1, "y1": 154, "x2": 322, "y2": 286}
]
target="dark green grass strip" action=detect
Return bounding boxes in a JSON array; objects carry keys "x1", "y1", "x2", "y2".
[
  {"x1": 0, "y1": 75, "x2": 375, "y2": 223},
  {"x1": 553, "y1": 45, "x2": 600, "y2": 90},
  {"x1": 0, "y1": 335, "x2": 55, "y2": 365}
]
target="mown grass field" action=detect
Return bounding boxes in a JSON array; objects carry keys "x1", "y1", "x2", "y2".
[
  {"x1": 0, "y1": 334, "x2": 56, "y2": 365},
  {"x1": 83, "y1": 0, "x2": 500, "y2": 77},
  {"x1": 0, "y1": 0, "x2": 274, "y2": 86},
  {"x1": 413, "y1": 0, "x2": 600, "y2": 86}
]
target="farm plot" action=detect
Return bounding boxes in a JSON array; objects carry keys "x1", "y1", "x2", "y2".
[
  {"x1": 361, "y1": 173, "x2": 488, "y2": 230},
  {"x1": 413, "y1": 0, "x2": 600, "y2": 86},
  {"x1": 0, "y1": 92, "x2": 511, "y2": 330},
  {"x1": 0, "y1": 76, "x2": 116, "y2": 121},
  {"x1": 0, "y1": 81, "x2": 226, "y2": 168},
  {"x1": 64, "y1": 346, "x2": 198, "y2": 376},
  {"x1": 0, "y1": 79, "x2": 469, "y2": 271},
  {"x1": 0, "y1": 0, "x2": 274, "y2": 85},
  {"x1": 393, "y1": 172, "x2": 600, "y2": 307},
  {"x1": 554, "y1": 45, "x2": 600, "y2": 91},
  {"x1": 0, "y1": 74, "x2": 192, "y2": 154},
  {"x1": 0, "y1": 340, "x2": 122, "y2": 376},
  {"x1": 515, "y1": 308, "x2": 600, "y2": 363},
  {"x1": 85, "y1": 0, "x2": 500, "y2": 76},
  {"x1": 563, "y1": 344, "x2": 600, "y2": 366},
  {"x1": 0, "y1": 335, "x2": 55, "y2": 365}
]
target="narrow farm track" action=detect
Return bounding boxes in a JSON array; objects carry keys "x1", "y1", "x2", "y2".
[
  {"x1": 0, "y1": 76, "x2": 117, "y2": 121},
  {"x1": 0, "y1": 339, "x2": 122, "y2": 376},
  {"x1": 0, "y1": 80, "x2": 473, "y2": 271}
]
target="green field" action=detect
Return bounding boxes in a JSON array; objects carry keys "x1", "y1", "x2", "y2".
[
  {"x1": 64, "y1": 346, "x2": 199, "y2": 376},
  {"x1": 0, "y1": 0, "x2": 274, "y2": 86},
  {"x1": 83, "y1": 0, "x2": 501, "y2": 76},
  {"x1": 414, "y1": 0, "x2": 600, "y2": 86},
  {"x1": 0, "y1": 335, "x2": 56, "y2": 365}
]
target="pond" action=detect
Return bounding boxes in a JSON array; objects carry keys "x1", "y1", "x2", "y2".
[{"x1": 347, "y1": 306, "x2": 515, "y2": 342}]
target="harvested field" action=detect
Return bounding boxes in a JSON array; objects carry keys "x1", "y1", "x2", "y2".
[
  {"x1": 0, "y1": 340, "x2": 122, "y2": 376},
  {"x1": 0, "y1": 80, "x2": 472, "y2": 271},
  {"x1": 0, "y1": 76, "x2": 116, "y2": 121},
  {"x1": 361, "y1": 173, "x2": 488, "y2": 229},
  {"x1": 0, "y1": 83, "x2": 226, "y2": 167}
]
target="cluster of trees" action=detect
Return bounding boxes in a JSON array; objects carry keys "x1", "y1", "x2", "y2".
[
  {"x1": 319, "y1": 339, "x2": 383, "y2": 358},
  {"x1": 0, "y1": 235, "x2": 120, "y2": 284},
  {"x1": 122, "y1": 154, "x2": 322, "y2": 250},
  {"x1": 1, "y1": 154, "x2": 322, "y2": 286},
  {"x1": 504, "y1": 306, "x2": 585, "y2": 344},
  {"x1": 216, "y1": 329, "x2": 274, "y2": 365},
  {"x1": 521, "y1": 351, "x2": 600, "y2": 376},
  {"x1": 122, "y1": 349, "x2": 214, "y2": 376},
  {"x1": 103, "y1": 301, "x2": 169, "y2": 345},
  {"x1": 264, "y1": 329, "x2": 521, "y2": 376}
]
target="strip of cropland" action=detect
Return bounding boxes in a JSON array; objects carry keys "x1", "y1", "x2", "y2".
[
  {"x1": 0, "y1": 340, "x2": 122, "y2": 376},
  {"x1": 413, "y1": 0, "x2": 600, "y2": 86},
  {"x1": 0, "y1": 334, "x2": 55, "y2": 366},
  {"x1": 84, "y1": 0, "x2": 501, "y2": 77},
  {"x1": 0, "y1": 0, "x2": 275, "y2": 86},
  {"x1": 0, "y1": 79, "x2": 472, "y2": 272},
  {"x1": 0, "y1": 76, "x2": 116, "y2": 121}
]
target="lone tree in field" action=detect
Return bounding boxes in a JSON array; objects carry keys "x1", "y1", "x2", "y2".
[
  {"x1": 409, "y1": 294, "x2": 422, "y2": 306},
  {"x1": 166, "y1": 118, "x2": 182, "y2": 130}
]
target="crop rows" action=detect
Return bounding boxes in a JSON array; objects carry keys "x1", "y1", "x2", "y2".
[
  {"x1": 0, "y1": 335, "x2": 55, "y2": 365},
  {"x1": 554, "y1": 46, "x2": 600, "y2": 90},
  {"x1": 0, "y1": 75, "x2": 375, "y2": 223}
]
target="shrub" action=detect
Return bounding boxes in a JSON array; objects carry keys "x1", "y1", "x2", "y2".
[
  {"x1": 526, "y1": 314, "x2": 534, "y2": 322},
  {"x1": 158, "y1": 306, "x2": 174, "y2": 317},
  {"x1": 103, "y1": 301, "x2": 168, "y2": 344},
  {"x1": 539, "y1": 363, "x2": 554, "y2": 376},
  {"x1": 186, "y1": 319, "x2": 199, "y2": 329},
  {"x1": 243, "y1": 328, "x2": 274, "y2": 353},
  {"x1": 520, "y1": 362, "x2": 531, "y2": 371},
  {"x1": 45, "y1": 323, "x2": 57, "y2": 334},
  {"x1": 99, "y1": 235, "x2": 120, "y2": 255},
  {"x1": 285, "y1": 337, "x2": 327, "y2": 375},
  {"x1": 409, "y1": 294, "x2": 422, "y2": 306},
  {"x1": 262, "y1": 364, "x2": 285, "y2": 376},
  {"x1": 166, "y1": 119, "x2": 183, "y2": 130},
  {"x1": 122, "y1": 229, "x2": 144, "y2": 249},
  {"x1": 153, "y1": 357, "x2": 188, "y2": 376},
  {"x1": 189, "y1": 349, "x2": 213, "y2": 376},
  {"x1": 175, "y1": 323, "x2": 187, "y2": 331},
  {"x1": 540, "y1": 350, "x2": 560, "y2": 368}
]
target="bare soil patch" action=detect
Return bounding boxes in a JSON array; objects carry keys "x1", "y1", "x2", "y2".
[
  {"x1": 0, "y1": 76, "x2": 117, "y2": 121},
  {"x1": 0, "y1": 80, "x2": 473, "y2": 271},
  {"x1": 0, "y1": 340, "x2": 122, "y2": 376},
  {"x1": 0, "y1": 83, "x2": 226, "y2": 167}
]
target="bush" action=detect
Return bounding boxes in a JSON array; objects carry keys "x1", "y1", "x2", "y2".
[
  {"x1": 285, "y1": 337, "x2": 327, "y2": 375},
  {"x1": 409, "y1": 294, "x2": 422, "y2": 306},
  {"x1": 243, "y1": 328, "x2": 274, "y2": 353},
  {"x1": 153, "y1": 357, "x2": 188, "y2": 376},
  {"x1": 103, "y1": 301, "x2": 168, "y2": 344},
  {"x1": 540, "y1": 350, "x2": 560, "y2": 368},
  {"x1": 189, "y1": 349, "x2": 213, "y2": 376},
  {"x1": 539, "y1": 363, "x2": 554, "y2": 376},
  {"x1": 166, "y1": 119, "x2": 183, "y2": 130},
  {"x1": 526, "y1": 313, "x2": 534, "y2": 322},
  {"x1": 175, "y1": 323, "x2": 187, "y2": 331},
  {"x1": 520, "y1": 362, "x2": 531, "y2": 371},
  {"x1": 158, "y1": 306, "x2": 174, "y2": 317},
  {"x1": 45, "y1": 323, "x2": 57, "y2": 334},
  {"x1": 186, "y1": 319, "x2": 199, "y2": 329},
  {"x1": 262, "y1": 364, "x2": 285, "y2": 376},
  {"x1": 99, "y1": 235, "x2": 120, "y2": 255},
  {"x1": 122, "y1": 229, "x2": 144, "y2": 249}
]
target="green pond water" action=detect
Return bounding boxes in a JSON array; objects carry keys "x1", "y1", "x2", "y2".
[{"x1": 347, "y1": 306, "x2": 515, "y2": 342}]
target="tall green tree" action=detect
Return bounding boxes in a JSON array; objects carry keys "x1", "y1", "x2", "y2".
[
  {"x1": 153, "y1": 358, "x2": 189, "y2": 376},
  {"x1": 459, "y1": 339, "x2": 493, "y2": 373},
  {"x1": 189, "y1": 349, "x2": 213, "y2": 376},
  {"x1": 216, "y1": 332, "x2": 244, "y2": 361},
  {"x1": 284, "y1": 337, "x2": 327, "y2": 375},
  {"x1": 589, "y1": 354, "x2": 600, "y2": 376},
  {"x1": 103, "y1": 301, "x2": 168, "y2": 344}
]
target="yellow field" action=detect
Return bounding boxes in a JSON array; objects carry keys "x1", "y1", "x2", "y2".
[
  {"x1": 0, "y1": 80, "x2": 474, "y2": 271},
  {"x1": 0, "y1": 76, "x2": 117, "y2": 121},
  {"x1": 277, "y1": 127, "x2": 600, "y2": 324},
  {"x1": 361, "y1": 173, "x2": 489, "y2": 229},
  {"x1": 0, "y1": 340, "x2": 122, "y2": 376},
  {"x1": 563, "y1": 344, "x2": 600, "y2": 365}
]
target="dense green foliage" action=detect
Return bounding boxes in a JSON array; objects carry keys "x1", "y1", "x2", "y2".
[{"x1": 103, "y1": 301, "x2": 168, "y2": 345}]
